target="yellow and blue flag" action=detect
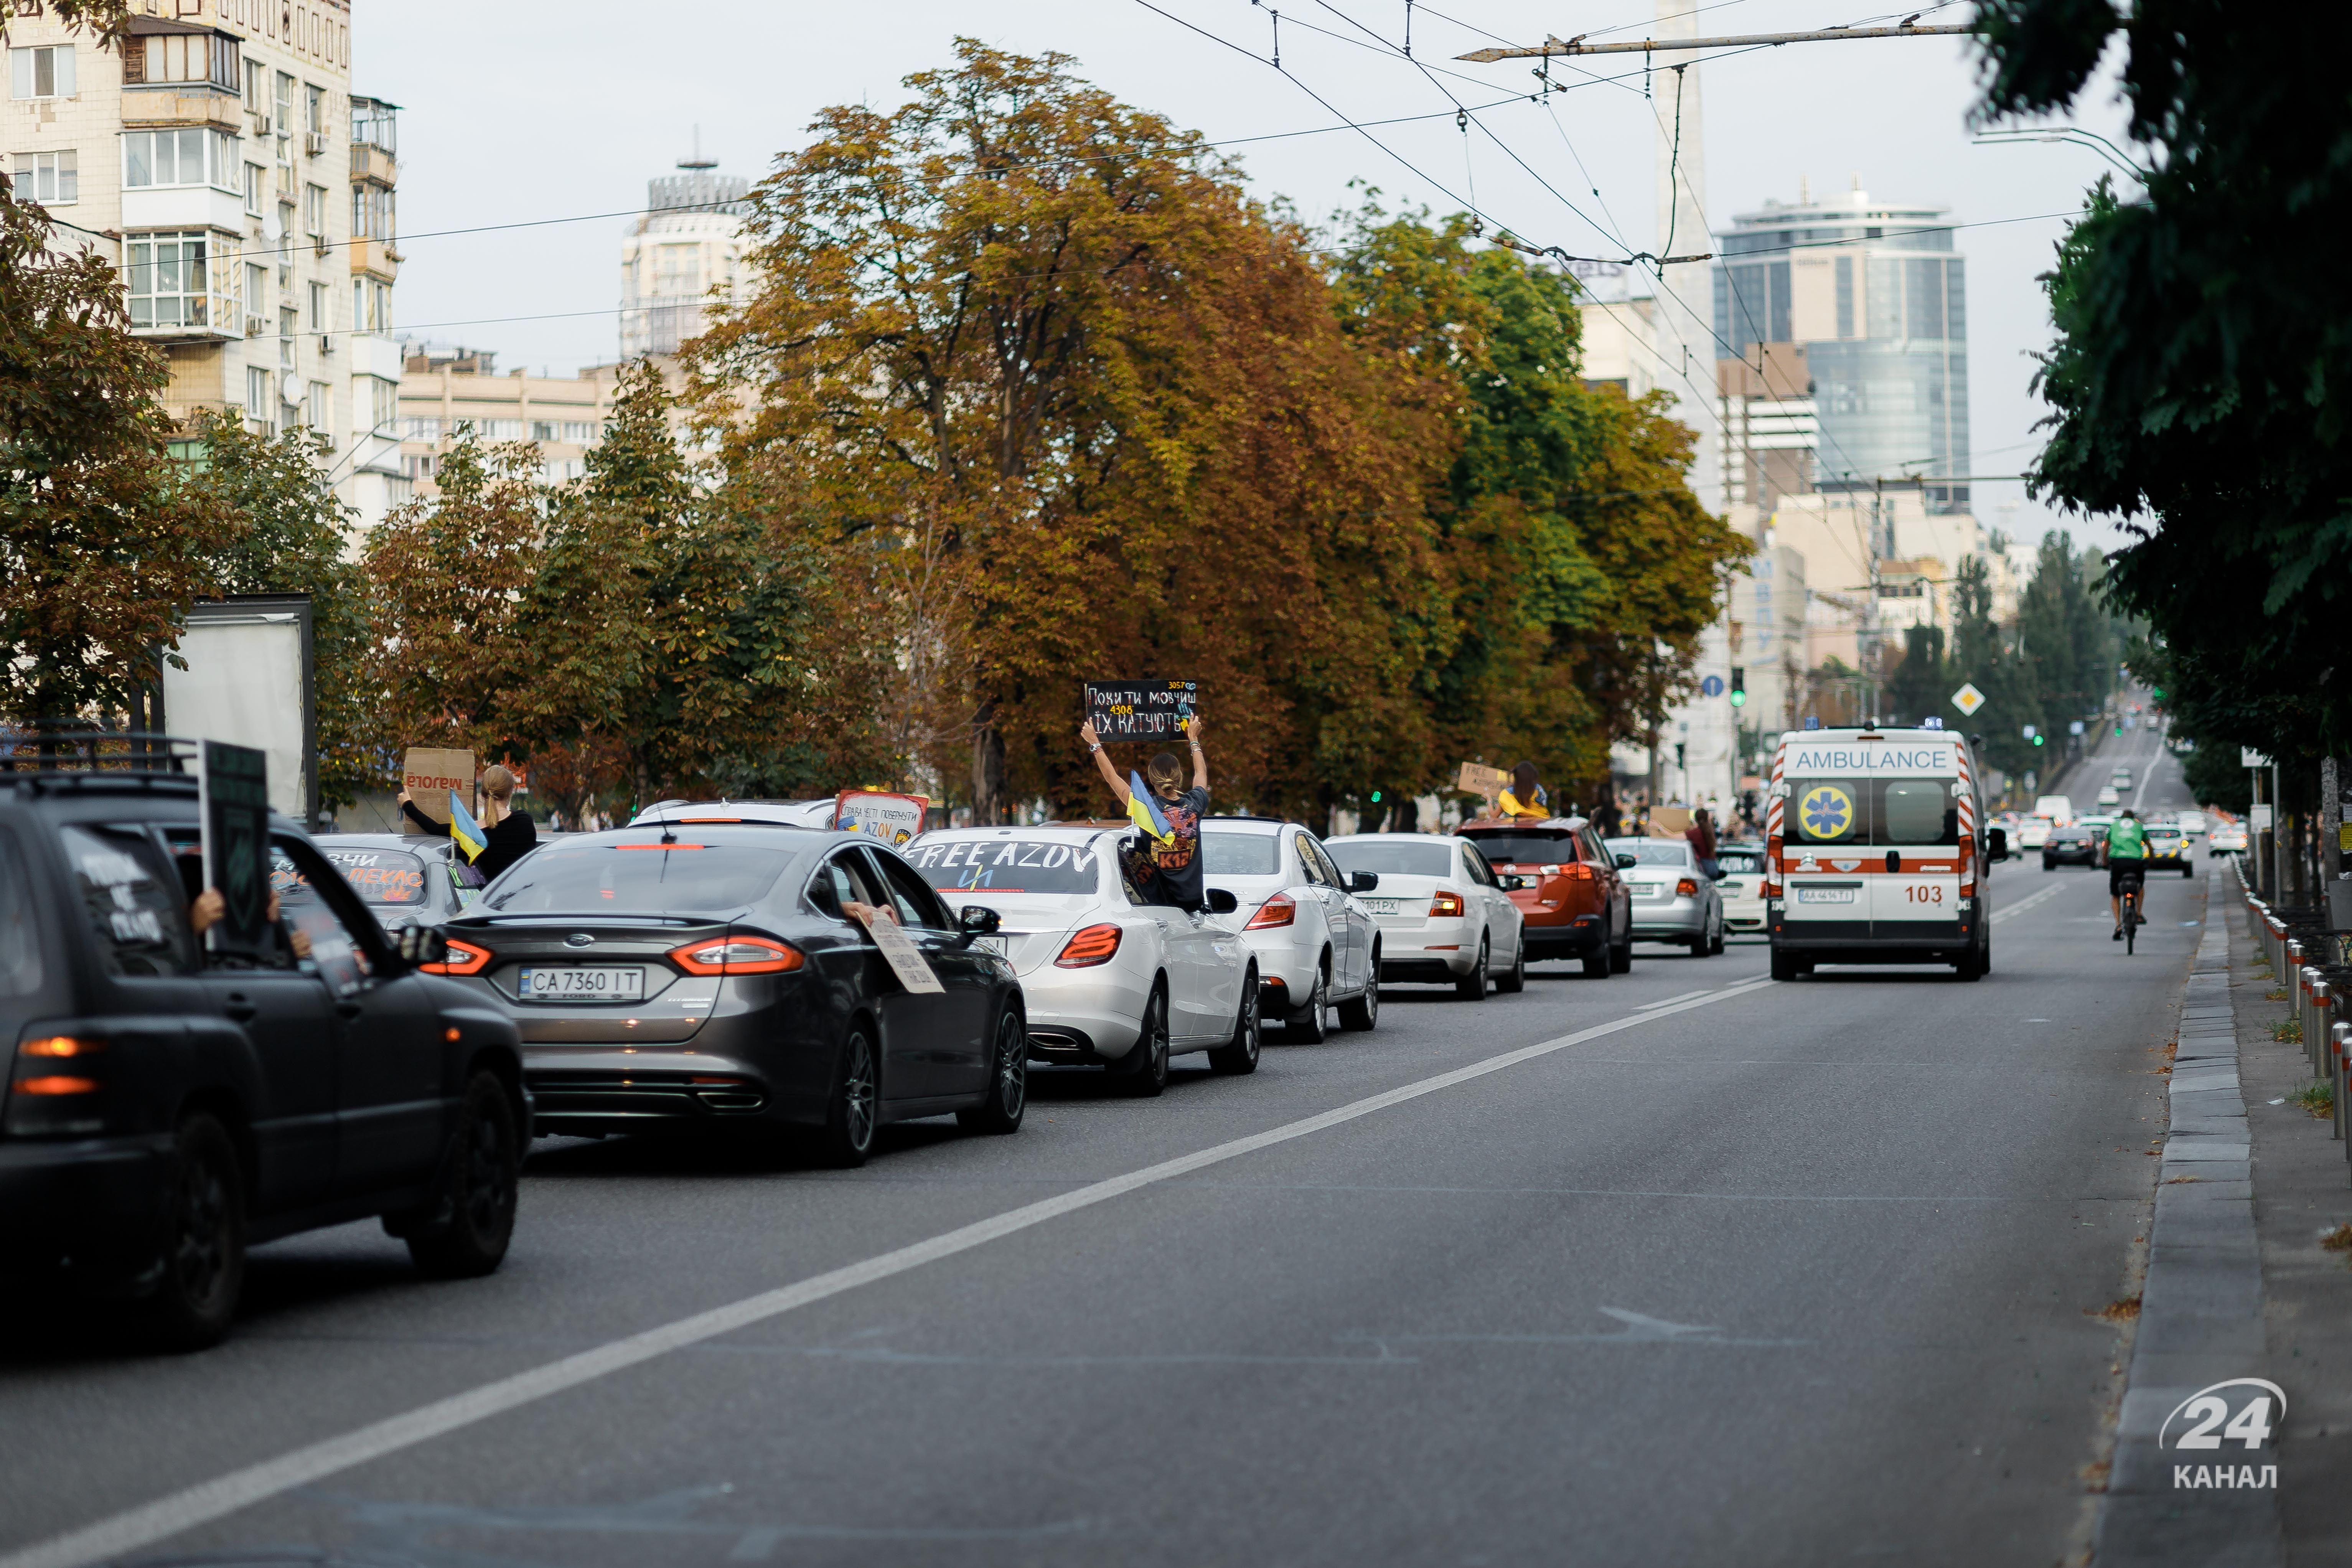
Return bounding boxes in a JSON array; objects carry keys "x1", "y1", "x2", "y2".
[
  {"x1": 1126, "y1": 772, "x2": 1174, "y2": 845},
  {"x1": 448, "y1": 790, "x2": 488, "y2": 862}
]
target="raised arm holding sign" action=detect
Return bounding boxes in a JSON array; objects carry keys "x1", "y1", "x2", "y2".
[{"x1": 1080, "y1": 708, "x2": 1210, "y2": 912}]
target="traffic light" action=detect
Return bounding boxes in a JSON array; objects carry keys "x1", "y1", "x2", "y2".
[
  {"x1": 2033, "y1": 734, "x2": 2045, "y2": 747},
  {"x1": 1370, "y1": 790, "x2": 1383, "y2": 804},
  {"x1": 1729, "y1": 666, "x2": 1747, "y2": 708}
]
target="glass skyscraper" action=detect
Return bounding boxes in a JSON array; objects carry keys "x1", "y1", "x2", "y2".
[{"x1": 1713, "y1": 185, "x2": 1970, "y2": 513}]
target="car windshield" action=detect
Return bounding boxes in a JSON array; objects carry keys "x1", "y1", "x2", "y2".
[
  {"x1": 1717, "y1": 849, "x2": 1767, "y2": 874},
  {"x1": 1786, "y1": 777, "x2": 1960, "y2": 846},
  {"x1": 1327, "y1": 839, "x2": 1457, "y2": 877},
  {"x1": 1452, "y1": 832, "x2": 1578, "y2": 867},
  {"x1": 1607, "y1": 839, "x2": 1693, "y2": 867},
  {"x1": 481, "y1": 841, "x2": 796, "y2": 914},
  {"x1": 321, "y1": 847, "x2": 428, "y2": 906},
  {"x1": 1200, "y1": 830, "x2": 1281, "y2": 876},
  {"x1": 907, "y1": 837, "x2": 1108, "y2": 895}
]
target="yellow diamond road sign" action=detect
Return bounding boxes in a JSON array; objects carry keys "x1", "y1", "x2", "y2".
[{"x1": 1950, "y1": 683, "x2": 1986, "y2": 717}]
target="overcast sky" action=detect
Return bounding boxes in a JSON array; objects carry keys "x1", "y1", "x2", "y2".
[{"x1": 354, "y1": 0, "x2": 2133, "y2": 549}]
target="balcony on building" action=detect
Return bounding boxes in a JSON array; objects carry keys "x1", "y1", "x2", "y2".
[
  {"x1": 120, "y1": 16, "x2": 242, "y2": 131},
  {"x1": 350, "y1": 94, "x2": 399, "y2": 186}
]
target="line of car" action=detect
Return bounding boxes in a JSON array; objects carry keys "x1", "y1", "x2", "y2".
[{"x1": 1, "y1": 763, "x2": 1760, "y2": 1350}]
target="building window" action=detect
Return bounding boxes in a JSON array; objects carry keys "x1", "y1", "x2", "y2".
[
  {"x1": 8, "y1": 45, "x2": 74, "y2": 100},
  {"x1": 122, "y1": 31, "x2": 238, "y2": 91},
  {"x1": 278, "y1": 306, "x2": 297, "y2": 371},
  {"x1": 561, "y1": 421, "x2": 600, "y2": 443},
  {"x1": 242, "y1": 262, "x2": 264, "y2": 330},
  {"x1": 403, "y1": 417, "x2": 442, "y2": 442},
  {"x1": 402, "y1": 452, "x2": 436, "y2": 480},
  {"x1": 242, "y1": 160, "x2": 264, "y2": 215},
  {"x1": 125, "y1": 231, "x2": 228, "y2": 329},
  {"x1": 307, "y1": 381, "x2": 330, "y2": 430},
  {"x1": 352, "y1": 276, "x2": 391, "y2": 335},
  {"x1": 351, "y1": 183, "x2": 394, "y2": 241},
  {"x1": 361, "y1": 376, "x2": 396, "y2": 437},
  {"x1": 303, "y1": 182, "x2": 325, "y2": 241},
  {"x1": 246, "y1": 365, "x2": 272, "y2": 427},
  {"x1": 243, "y1": 58, "x2": 264, "y2": 120},
  {"x1": 11, "y1": 149, "x2": 76, "y2": 205},
  {"x1": 123, "y1": 127, "x2": 237, "y2": 192},
  {"x1": 304, "y1": 82, "x2": 324, "y2": 140},
  {"x1": 485, "y1": 419, "x2": 524, "y2": 440},
  {"x1": 530, "y1": 420, "x2": 556, "y2": 442},
  {"x1": 273, "y1": 70, "x2": 293, "y2": 133},
  {"x1": 307, "y1": 280, "x2": 327, "y2": 332}
]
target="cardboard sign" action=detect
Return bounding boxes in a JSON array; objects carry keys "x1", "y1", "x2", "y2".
[
  {"x1": 402, "y1": 748, "x2": 474, "y2": 824},
  {"x1": 200, "y1": 740, "x2": 274, "y2": 958},
  {"x1": 850, "y1": 907, "x2": 944, "y2": 994},
  {"x1": 1085, "y1": 679, "x2": 1198, "y2": 742},
  {"x1": 1456, "y1": 762, "x2": 1508, "y2": 801},
  {"x1": 833, "y1": 790, "x2": 929, "y2": 847},
  {"x1": 1647, "y1": 805, "x2": 1693, "y2": 838}
]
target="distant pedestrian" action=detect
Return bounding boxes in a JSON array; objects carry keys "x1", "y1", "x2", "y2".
[
  {"x1": 1498, "y1": 762, "x2": 1549, "y2": 822},
  {"x1": 1686, "y1": 807, "x2": 1720, "y2": 880},
  {"x1": 401, "y1": 763, "x2": 539, "y2": 883}
]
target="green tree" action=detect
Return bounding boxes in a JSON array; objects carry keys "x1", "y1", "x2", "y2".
[
  {"x1": 1973, "y1": 1, "x2": 2352, "y2": 757},
  {"x1": 1884, "y1": 624, "x2": 1947, "y2": 726},
  {"x1": 0, "y1": 191, "x2": 232, "y2": 726}
]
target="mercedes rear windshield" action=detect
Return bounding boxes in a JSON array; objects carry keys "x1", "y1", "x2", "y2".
[{"x1": 907, "y1": 838, "x2": 1109, "y2": 895}]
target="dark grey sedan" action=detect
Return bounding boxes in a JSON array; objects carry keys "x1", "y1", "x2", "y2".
[
  {"x1": 313, "y1": 833, "x2": 486, "y2": 933},
  {"x1": 437, "y1": 825, "x2": 1027, "y2": 1165}
]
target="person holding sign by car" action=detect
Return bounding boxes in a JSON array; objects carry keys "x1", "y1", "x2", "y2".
[{"x1": 1079, "y1": 713, "x2": 1210, "y2": 912}]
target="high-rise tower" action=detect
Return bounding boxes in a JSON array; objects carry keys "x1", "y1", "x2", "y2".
[{"x1": 619, "y1": 145, "x2": 749, "y2": 360}]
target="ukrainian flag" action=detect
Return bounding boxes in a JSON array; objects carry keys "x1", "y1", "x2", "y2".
[
  {"x1": 448, "y1": 791, "x2": 488, "y2": 862},
  {"x1": 1126, "y1": 772, "x2": 1174, "y2": 844}
]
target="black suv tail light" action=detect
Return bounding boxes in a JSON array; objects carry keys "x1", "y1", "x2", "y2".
[{"x1": 6, "y1": 1030, "x2": 108, "y2": 1136}]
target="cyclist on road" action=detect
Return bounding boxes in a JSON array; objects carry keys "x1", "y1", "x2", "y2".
[{"x1": 2102, "y1": 808, "x2": 2149, "y2": 940}]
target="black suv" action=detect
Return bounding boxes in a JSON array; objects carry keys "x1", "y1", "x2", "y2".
[{"x1": 0, "y1": 740, "x2": 528, "y2": 1348}]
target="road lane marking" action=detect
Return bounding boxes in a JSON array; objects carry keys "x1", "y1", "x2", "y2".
[
  {"x1": 1629, "y1": 988, "x2": 1714, "y2": 1011},
  {"x1": 1988, "y1": 881, "x2": 2070, "y2": 926},
  {"x1": 0, "y1": 977, "x2": 1777, "y2": 1568}
]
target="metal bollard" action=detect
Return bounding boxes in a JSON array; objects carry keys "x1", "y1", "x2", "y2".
[
  {"x1": 2305, "y1": 972, "x2": 2325, "y2": 1075},
  {"x1": 2336, "y1": 1021, "x2": 2352, "y2": 1147}
]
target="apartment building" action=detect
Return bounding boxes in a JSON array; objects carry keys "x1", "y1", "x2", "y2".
[
  {"x1": 5, "y1": 0, "x2": 402, "y2": 528},
  {"x1": 396, "y1": 346, "x2": 616, "y2": 498},
  {"x1": 619, "y1": 158, "x2": 749, "y2": 359}
]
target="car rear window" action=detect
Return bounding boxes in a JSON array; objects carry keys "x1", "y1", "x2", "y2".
[
  {"x1": 1449, "y1": 832, "x2": 1577, "y2": 868},
  {"x1": 1606, "y1": 839, "x2": 1693, "y2": 867},
  {"x1": 907, "y1": 838, "x2": 1108, "y2": 895},
  {"x1": 1200, "y1": 830, "x2": 1281, "y2": 876},
  {"x1": 481, "y1": 842, "x2": 797, "y2": 914},
  {"x1": 62, "y1": 824, "x2": 192, "y2": 977},
  {"x1": 1326, "y1": 839, "x2": 1457, "y2": 878},
  {"x1": 322, "y1": 847, "x2": 429, "y2": 906},
  {"x1": 1787, "y1": 778, "x2": 1960, "y2": 847},
  {"x1": 1717, "y1": 849, "x2": 1767, "y2": 874}
]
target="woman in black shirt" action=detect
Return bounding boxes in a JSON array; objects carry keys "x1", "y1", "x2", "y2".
[{"x1": 399, "y1": 763, "x2": 539, "y2": 882}]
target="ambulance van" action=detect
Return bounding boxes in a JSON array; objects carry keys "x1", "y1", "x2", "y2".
[{"x1": 1764, "y1": 725, "x2": 2009, "y2": 981}]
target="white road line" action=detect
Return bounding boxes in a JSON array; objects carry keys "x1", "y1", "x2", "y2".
[
  {"x1": 1629, "y1": 988, "x2": 1714, "y2": 1012},
  {"x1": 1988, "y1": 881, "x2": 2071, "y2": 926},
  {"x1": 0, "y1": 976, "x2": 1780, "y2": 1568}
]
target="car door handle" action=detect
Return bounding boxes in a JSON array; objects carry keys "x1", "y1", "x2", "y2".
[{"x1": 223, "y1": 996, "x2": 258, "y2": 1023}]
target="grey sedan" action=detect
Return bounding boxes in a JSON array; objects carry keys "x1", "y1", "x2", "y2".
[
  {"x1": 1602, "y1": 838, "x2": 1725, "y2": 956},
  {"x1": 312, "y1": 833, "x2": 488, "y2": 932}
]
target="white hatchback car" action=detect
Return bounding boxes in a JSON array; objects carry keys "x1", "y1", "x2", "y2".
[
  {"x1": 1322, "y1": 834, "x2": 1525, "y2": 998},
  {"x1": 2017, "y1": 815, "x2": 2055, "y2": 849},
  {"x1": 1199, "y1": 817, "x2": 1381, "y2": 1040},
  {"x1": 904, "y1": 825, "x2": 1259, "y2": 1095},
  {"x1": 1712, "y1": 842, "x2": 1769, "y2": 937}
]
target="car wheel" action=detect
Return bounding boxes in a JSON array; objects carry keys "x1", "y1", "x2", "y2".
[
  {"x1": 1610, "y1": 930, "x2": 1632, "y2": 973},
  {"x1": 405, "y1": 1070, "x2": 521, "y2": 1279},
  {"x1": 133, "y1": 1112, "x2": 245, "y2": 1352},
  {"x1": 1208, "y1": 973, "x2": 1262, "y2": 1075},
  {"x1": 1119, "y1": 988, "x2": 1172, "y2": 1096},
  {"x1": 1495, "y1": 938, "x2": 1526, "y2": 993},
  {"x1": 2042, "y1": 857, "x2": 2055, "y2": 871},
  {"x1": 1707, "y1": 913, "x2": 1726, "y2": 956},
  {"x1": 1289, "y1": 965, "x2": 1330, "y2": 1044},
  {"x1": 1337, "y1": 960, "x2": 1381, "y2": 1030},
  {"x1": 956, "y1": 1006, "x2": 1029, "y2": 1133},
  {"x1": 1770, "y1": 947, "x2": 1803, "y2": 983},
  {"x1": 1455, "y1": 936, "x2": 1491, "y2": 1000},
  {"x1": 1581, "y1": 938, "x2": 1611, "y2": 979},
  {"x1": 811, "y1": 1025, "x2": 879, "y2": 1166}
]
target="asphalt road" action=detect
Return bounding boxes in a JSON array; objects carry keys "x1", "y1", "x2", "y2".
[{"x1": 0, "y1": 727, "x2": 2208, "y2": 1567}]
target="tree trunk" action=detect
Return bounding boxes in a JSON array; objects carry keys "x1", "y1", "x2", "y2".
[{"x1": 971, "y1": 704, "x2": 1006, "y2": 826}]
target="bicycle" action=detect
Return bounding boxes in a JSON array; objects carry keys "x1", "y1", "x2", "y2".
[{"x1": 2117, "y1": 867, "x2": 2145, "y2": 955}]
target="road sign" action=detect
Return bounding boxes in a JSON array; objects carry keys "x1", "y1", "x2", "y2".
[
  {"x1": 2242, "y1": 749, "x2": 2271, "y2": 768},
  {"x1": 1699, "y1": 674, "x2": 1725, "y2": 698},
  {"x1": 2069, "y1": 720, "x2": 2085, "y2": 735},
  {"x1": 1949, "y1": 683, "x2": 1985, "y2": 717},
  {"x1": 2021, "y1": 724, "x2": 2037, "y2": 739}
]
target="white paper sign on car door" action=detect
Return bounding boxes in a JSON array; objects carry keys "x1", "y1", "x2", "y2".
[{"x1": 851, "y1": 907, "x2": 944, "y2": 994}]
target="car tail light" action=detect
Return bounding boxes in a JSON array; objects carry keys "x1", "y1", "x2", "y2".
[
  {"x1": 1676, "y1": 877, "x2": 1699, "y2": 897},
  {"x1": 9, "y1": 1030, "x2": 109, "y2": 1135},
  {"x1": 1561, "y1": 862, "x2": 1594, "y2": 880},
  {"x1": 422, "y1": 938, "x2": 494, "y2": 976},
  {"x1": 1245, "y1": 892, "x2": 1296, "y2": 930},
  {"x1": 1430, "y1": 890, "x2": 1465, "y2": 917},
  {"x1": 1056, "y1": 923, "x2": 1123, "y2": 967},
  {"x1": 669, "y1": 936, "x2": 805, "y2": 975}
]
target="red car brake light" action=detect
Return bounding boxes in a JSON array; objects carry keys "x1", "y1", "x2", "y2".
[
  {"x1": 1430, "y1": 890, "x2": 1465, "y2": 917},
  {"x1": 422, "y1": 938, "x2": 494, "y2": 976},
  {"x1": 1245, "y1": 892, "x2": 1296, "y2": 930},
  {"x1": 1676, "y1": 877, "x2": 1699, "y2": 898},
  {"x1": 1561, "y1": 862, "x2": 1594, "y2": 880},
  {"x1": 1057, "y1": 923, "x2": 1123, "y2": 967},
  {"x1": 669, "y1": 936, "x2": 805, "y2": 975}
]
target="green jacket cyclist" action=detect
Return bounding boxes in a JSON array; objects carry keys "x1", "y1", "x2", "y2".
[{"x1": 2102, "y1": 809, "x2": 2149, "y2": 939}]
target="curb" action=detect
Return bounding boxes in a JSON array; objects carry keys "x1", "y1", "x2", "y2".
[{"x1": 2093, "y1": 870, "x2": 2282, "y2": 1565}]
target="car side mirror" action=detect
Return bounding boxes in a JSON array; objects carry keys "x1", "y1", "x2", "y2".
[
  {"x1": 393, "y1": 925, "x2": 448, "y2": 970},
  {"x1": 958, "y1": 905, "x2": 1002, "y2": 935},
  {"x1": 1615, "y1": 853, "x2": 1638, "y2": 870},
  {"x1": 1987, "y1": 828, "x2": 2009, "y2": 862},
  {"x1": 1349, "y1": 871, "x2": 1380, "y2": 892},
  {"x1": 1205, "y1": 887, "x2": 1239, "y2": 915}
]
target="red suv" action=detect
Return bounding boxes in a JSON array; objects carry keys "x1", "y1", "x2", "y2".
[{"x1": 1455, "y1": 819, "x2": 1634, "y2": 978}]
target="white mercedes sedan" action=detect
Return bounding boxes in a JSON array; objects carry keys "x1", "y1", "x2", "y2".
[{"x1": 904, "y1": 825, "x2": 1261, "y2": 1095}]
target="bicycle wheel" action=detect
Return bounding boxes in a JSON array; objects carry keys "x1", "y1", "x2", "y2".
[{"x1": 2125, "y1": 896, "x2": 2139, "y2": 954}]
